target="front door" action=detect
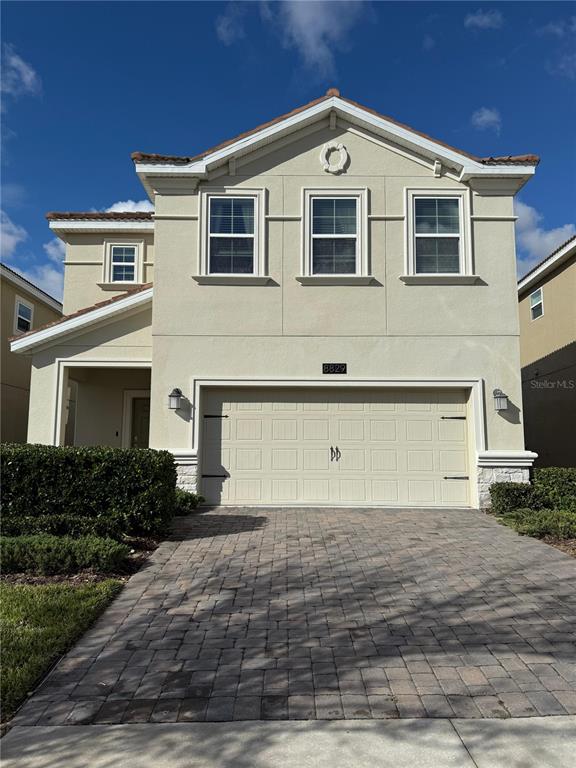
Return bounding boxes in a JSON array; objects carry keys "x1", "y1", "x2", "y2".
[{"x1": 130, "y1": 397, "x2": 150, "y2": 448}]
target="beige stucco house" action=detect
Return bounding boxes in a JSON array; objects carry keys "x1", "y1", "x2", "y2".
[
  {"x1": 518, "y1": 236, "x2": 576, "y2": 467},
  {"x1": 1, "y1": 263, "x2": 62, "y2": 443},
  {"x1": 11, "y1": 89, "x2": 541, "y2": 507}
]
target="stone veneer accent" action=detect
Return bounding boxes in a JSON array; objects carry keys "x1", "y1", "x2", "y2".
[
  {"x1": 477, "y1": 466, "x2": 530, "y2": 509},
  {"x1": 173, "y1": 453, "x2": 198, "y2": 494}
]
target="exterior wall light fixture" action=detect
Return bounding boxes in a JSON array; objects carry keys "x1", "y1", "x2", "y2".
[
  {"x1": 493, "y1": 388, "x2": 509, "y2": 412},
  {"x1": 168, "y1": 388, "x2": 183, "y2": 410}
]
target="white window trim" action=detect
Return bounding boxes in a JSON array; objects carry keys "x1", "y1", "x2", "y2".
[
  {"x1": 529, "y1": 287, "x2": 544, "y2": 321},
  {"x1": 103, "y1": 240, "x2": 143, "y2": 285},
  {"x1": 14, "y1": 296, "x2": 34, "y2": 335},
  {"x1": 198, "y1": 188, "x2": 266, "y2": 277},
  {"x1": 404, "y1": 188, "x2": 473, "y2": 277},
  {"x1": 301, "y1": 188, "x2": 368, "y2": 277},
  {"x1": 122, "y1": 389, "x2": 151, "y2": 448}
]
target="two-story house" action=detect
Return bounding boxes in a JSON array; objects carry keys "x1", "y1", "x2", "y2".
[
  {"x1": 518, "y1": 235, "x2": 576, "y2": 467},
  {"x1": 1, "y1": 263, "x2": 62, "y2": 443},
  {"x1": 11, "y1": 89, "x2": 540, "y2": 508}
]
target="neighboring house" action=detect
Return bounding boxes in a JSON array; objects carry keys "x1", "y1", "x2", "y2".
[
  {"x1": 11, "y1": 89, "x2": 540, "y2": 508},
  {"x1": 518, "y1": 236, "x2": 576, "y2": 468},
  {"x1": 1, "y1": 263, "x2": 62, "y2": 443}
]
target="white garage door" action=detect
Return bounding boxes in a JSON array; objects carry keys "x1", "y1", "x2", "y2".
[{"x1": 201, "y1": 388, "x2": 471, "y2": 507}]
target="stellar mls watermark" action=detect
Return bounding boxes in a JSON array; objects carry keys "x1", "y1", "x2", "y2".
[{"x1": 530, "y1": 379, "x2": 575, "y2": 389}]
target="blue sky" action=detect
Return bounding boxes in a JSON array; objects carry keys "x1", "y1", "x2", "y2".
[{"x1": 1, "y1": 1, "x2": 575, "y2": 300}]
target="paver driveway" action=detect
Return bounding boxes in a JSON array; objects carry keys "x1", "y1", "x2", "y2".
[{"x1": 13, "y1": 508, "x2": 576, "y2": 726}]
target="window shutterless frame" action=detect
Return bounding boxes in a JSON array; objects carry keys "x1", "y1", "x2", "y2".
[
  {"x1": 302, "y1": 188, "x2": 368, "y2": 277},
  {"x1": 405, "y1": 189, "x2": 472, "y2": 276},
  {"x1": 14, "y1": 296, "x2": 34, "y2": 334},
  {"x1": 103, "y1": 241, "x2": 143, "y2": 284},
  {"x1": 529, "y1": 287, "x2": 544, "y2": 320},
  {"x1": 199, "y1": 188, "x2": 266, "y2": 277}
]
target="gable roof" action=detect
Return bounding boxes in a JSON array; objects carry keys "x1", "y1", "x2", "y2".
[
  {"x1": 10, "y1": 283, "x2": 152, "y2": 354},
  {"x1": 0, "y1": 263, "x2": 63, "y2": 312},
  {"x1": 518, "y1": 235, "x2": 576, "y2": 295},
  {"x1": 132, "y1": 89, "x2": 539, "y2": 186}
]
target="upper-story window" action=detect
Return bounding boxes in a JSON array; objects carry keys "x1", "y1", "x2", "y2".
[
  {"x1": 530, "y1": 287, "x2": 543, "y2": 320},
  {"x1": 303, "y1": 189, "x2": 368, "y2": 277},
  {"x1": 311, "y1": 198, "x2": 357, "y2": 274},
  {"x1": 14, "y1": 297, "x2": 33, "y2": 334},
  {"x1": 406, "y1": 189, "x2": 472, "y2": 276},
  {"x1": 209, "y1": 197, "x2": 255, "y2": 274},
  {"x1": 198, "y1": 189, "x2": 265, "y2": 278},
  {"x1": 104, "y1": 243, "x2": 142, "y2": 285}
]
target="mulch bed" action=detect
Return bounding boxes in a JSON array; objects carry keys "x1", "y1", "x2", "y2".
[{"x1": 543, "y1": 537, "x2": 576, "y2": 558}]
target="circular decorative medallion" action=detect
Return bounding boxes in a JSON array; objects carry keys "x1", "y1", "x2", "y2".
[{"x1": 320, "y1": 141, "x2": 349, "y2": 174}]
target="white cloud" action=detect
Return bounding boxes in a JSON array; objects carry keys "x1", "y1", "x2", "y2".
[
  {"x1": 464, "y1": 9, "x2": 503, "y2": 30},
  {"x1": 1, "y1": 44, "x2": 41, "y2": 99},
  {"x1": 471, "y1": 106, "x2": 502, "y2": 134},
  {"x1": 538, "y1": 16, "x2": 576, "y2": 37},
  {"x1": 266, "y1": 0, "x2": 366, "y2": 77},
  {"x1": 552, "y1": 51, "x2": 576, "y2": 80},
  {"x1": 515, "y1": 201, "x2": 576, "y2": 276},
  {"x1": 14, "y1": 263, "x2": 64, "y2": 301},
  {"x1": 43, "y1": 237, "x2": 66, "y2": 264},
  {"x1": 105, "y1": 199, "x2": 154, "y2": 213},
  {"x1": 0, "y1": 209, "x2": 28, "y2": 259},
  {"x1": 216, "y1": 3, "x2": 246, "y2": 45},
  {"x1": 422, "y1": 34, "x2": 436, "y2": 52}
]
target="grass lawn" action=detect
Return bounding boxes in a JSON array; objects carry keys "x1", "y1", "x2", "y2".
[{"x1": 0, "y1": 580, "x2": 122, "y2": 720}]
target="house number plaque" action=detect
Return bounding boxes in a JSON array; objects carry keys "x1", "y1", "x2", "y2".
[{"x1": 323, "y1": 363, "x2": 347, "y2": 374}]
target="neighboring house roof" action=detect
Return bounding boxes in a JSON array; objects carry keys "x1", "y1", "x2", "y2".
[
  {"x1": 0, "y1": 262, "x2": 63, "y2": 313},
  {"x1": 518, "y1": 235, "x2": 576, "y2": 295},
  {"x1": 131, "y1": 89, "x2": 539, "y2": 169},
  {"x1": 10, "y1": 282, "x2": 152, "y2": 354},
  {"x1": 47, "y1": 211, "x2": 155, "y2": 234}
]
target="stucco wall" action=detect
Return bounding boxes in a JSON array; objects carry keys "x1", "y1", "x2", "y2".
[
  {"x1": 518, "y1": 255, "x2": 576, "y2": 367},
  {"x1": 1, "y1": 276, "x2": 61, "y2": 442},
  {"x1": 62, "y1": 233, "x2": 154, "y2": 314}
]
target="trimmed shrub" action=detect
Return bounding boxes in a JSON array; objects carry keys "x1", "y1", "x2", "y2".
[
  {"x1": 1, "y1": 513, "x2": 123, "y2": 539},
  {"x1": 1, "y1": 444, "x2": 177, "y2": 537},
  {"x1": 533, "y1": 467, "x2": 576, "y2": 510},
  {"x1": 489, "y1": 482, "x2": 547, "y2": 516},
  {"x1": 174, "y1": 488, "x2": 203, "y2": 516},
  {"x1": 0, "y1": 535, "x2": 130, "y2": 575},
  {"x1": 502, "y1": 508, "x2": 576, "y2": 539}
]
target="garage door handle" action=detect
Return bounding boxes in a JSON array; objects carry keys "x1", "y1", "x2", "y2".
[
  {"x1": 444, "y1": 476, "x2": 469, "y2": 480},
  {"x1": 441, "y1": 416, "x2": 466, "y2": 420},
  {"x1": 330, "y1": 446, "x2": 335, "y2": 462},
  {"x1": 335, "y1": 447, "x2": 341, "y2": 461}
]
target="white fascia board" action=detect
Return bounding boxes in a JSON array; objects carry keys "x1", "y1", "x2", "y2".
[
  {"x1": 49, "y1": 221, "x2": 154, "y2": 234},
  {"x1": 0, "y1": 265, "x2": 63, "y2": 313},
  {"x1": 518, "y1": 240, "x2": 576, "y2": 294},
  {"x1": 460, "y1": 165, "x2": 536, "y2": 180},
  {"x1": 10, "y1": 287, "x2": 153, "y2": 354},
  {"x1": 134, "y1": 96, "x2": 536, "y2": 181}
]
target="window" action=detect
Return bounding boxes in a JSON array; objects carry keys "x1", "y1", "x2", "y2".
[
  {"x1": 414, "y1": 197, "x2": 461, "y2": 273},
  {"x1": 530, "y1": 288, "x2": 543, "y2": 320},
  {"x1": 302, "y1": 189, "x2": 368, "y2": 278},
  {"x1": 208, "y1": 196, "x2": 255, "y2": 274},
  {"x1": 311, "y1": 197, "x2": 357, "y2": 274},
  {"x1": 14, "y1": 298, "x2": 33, "y2": 334},
  {"x1": 405, "y1": 190, "x2": 472, "y2": 278},
  {"x1": 110, "y1": 245, "x2": 137, "y2": 282}
]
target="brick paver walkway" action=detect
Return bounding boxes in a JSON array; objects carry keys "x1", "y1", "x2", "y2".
[{"x1": 13, "y1": 508, "x2": 576, "y2": 725}]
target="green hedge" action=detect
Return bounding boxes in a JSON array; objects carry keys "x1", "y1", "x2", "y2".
[
  {"x1": 533, "y1": 467, "x2": 576, "y2": 510},
  {"x1": 489, "y1": 482, "x2": 545, "y2": 516},
  {"x1": 0, "y1": 535, "x2": 130, "y2": 575},
  {"x1": 1, "y1": 444, "x2": 177, "y2": 537},
  {"x1": 501, "y1": 508, "x2": 576, "y2": 539},
  {"x1": 174, "y1": 487, "x2": 203, "y2": 515},
  {"x1": 1, "y1": 513, "x2": 123, "y2": 539}
]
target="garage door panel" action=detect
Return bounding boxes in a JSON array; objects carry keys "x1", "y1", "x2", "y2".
[{"x1": 201, "y1": 387, "x2": 470, "y2": 507}]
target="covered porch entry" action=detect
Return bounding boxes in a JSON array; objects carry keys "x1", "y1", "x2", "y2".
[{"x1": 62, "y1": 363, "x2": 151, "y2": 449}]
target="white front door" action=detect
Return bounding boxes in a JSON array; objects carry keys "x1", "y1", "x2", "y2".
[{"x1": 201, "y1": 387, "x2": 470, "y2": 507}]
